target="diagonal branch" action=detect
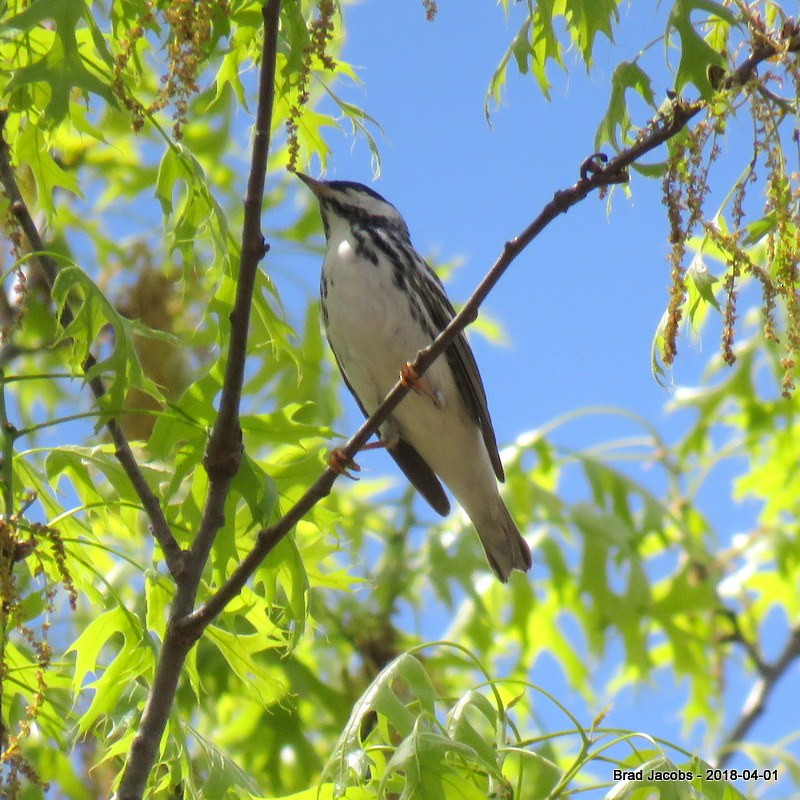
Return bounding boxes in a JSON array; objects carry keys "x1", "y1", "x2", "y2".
[
  {"x1": 0, "y1": 113, "x2": 183, "y2": 577},
  {"x1": 717, "y1": 623, "x2": 800, "y2": 766}
]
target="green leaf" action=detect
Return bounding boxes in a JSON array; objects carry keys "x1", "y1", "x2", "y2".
[
  {"x1": 145, "y1": 571, "x2": 172, "y2": 640},
  {"x1": 742, "y1": 211, "x2": 777, "y2": 245},
  {"x1": 488, "y1": 0, "x2": 622, "y2": 114},
  {"x1": 650, "y1": 309, "x2": 672, "y2": 388},
  {"x1": 190, "y1": 726, "x2": 262, "y2": 795},
  {"x1": 596, "y1": 61, "x2": 657, "y2": 152},
  {"x1": 155, "y1": 143, "x2": 237, "y2": 268},
  {"x1": 323, "y1": 653, "x2": 439, "y2": 792},
  {"x1": 322, "y1": 86, "x2": 384, "y2": 174},
  {"x1": 14, "y1": 124, "x2": 81, "y2": 216},
  {"x1": 230, "y1": 452, "x2": 278, "y2": 530},
  {"x1": 277, "y1": 786, "x2": 372, "y2": 800},
  {"x1": 666, "y1": 0, "x2": 734, "y2": 98},
  {"x1": 1, "y1": 0, "x2": 117, "y2": 126},
  {"x1": 69, "y1": 607, "x2": 153, "y2": 736},
  {"x1": 155, "y1": 146, "x2": 186, "y2": 218},
  {"x1": 487, "y1": 1, "x2": 564, "y2": 111},
  {"x1": 528, "y1": 0, "x2": 563, "y2": 98},
  {"x1": 562, "y1": 0, "x2": 620, "y2": 64},
  {"x1": 205, "y1": 626, "x2": 290, "y2": 705},
  {"x1": 486, "y1": 18, "x2": 531, "y2": 115},
  {"x1": 445, "y1": 690, "x2": 502, "y2": 769},
  {"x1": 380, "y1": 720, "x2": 496, "y2": 800},
  {"x1": 69, "y1": 606, "x2": 128, "y2": 691},
  {"x1": 147, "y1": 369, "x2": 221, "y2": 462},
  {"x1": 687, "y1": 251, "x2": 721, "y2": 319}
]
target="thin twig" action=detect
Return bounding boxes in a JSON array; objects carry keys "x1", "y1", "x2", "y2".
[
  {"x1": 0, "y1": 114, "x2": 183, "y2": 576},
  {"x1": 717, "y1": 624, "x2": 800, "y2": 766},
  {"x1": 180, "y1": 33, "x2": 800, "y2": 634},
  {"x1": 190, "y1": 0, "x2": 279, "y2": 575},
  {"x1": 717, "y1": 606, "x2": 768, "y2": 674},
  {"x1": 0, "y1": 371, "x2": 15, "y2": 517}
]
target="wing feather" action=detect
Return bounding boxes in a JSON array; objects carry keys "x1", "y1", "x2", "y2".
[
  {"x1": 387, "y1": 439, "x2": 451, "y2": 516},
  {"x1": 328, "y1": 341, "x2": 451, "y2": 515},
  {"x1": 408, "y1": 252, "x2": 505, "y2": 481}
]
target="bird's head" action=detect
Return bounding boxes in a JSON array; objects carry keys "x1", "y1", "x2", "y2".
[{"x1": 296, "y1": 173, "x2": 410, "y2": 241}]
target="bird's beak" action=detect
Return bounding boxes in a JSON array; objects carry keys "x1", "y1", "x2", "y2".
[{"x1": 296, "y1": 171, "x2": 325, "y2": 197}]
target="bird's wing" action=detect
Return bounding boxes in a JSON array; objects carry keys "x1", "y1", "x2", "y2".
[
  {"x1": 329, "y1": 343, "x2": 451, "y2": 516},
  {"x1": 386, "y1": 438, "x2": 451, "y2": 516},
  {"x1": 410, "y1": 254, "x2": 506, "y2": 482}
]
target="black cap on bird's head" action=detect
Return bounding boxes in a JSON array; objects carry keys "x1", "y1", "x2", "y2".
[{"x1": 296, "y1": 172, "x2": 409, "y2": 239}]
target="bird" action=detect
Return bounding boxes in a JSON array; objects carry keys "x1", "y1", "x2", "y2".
[{"x1": 297, "y1": 173, "x2": 531, "y2": 582}]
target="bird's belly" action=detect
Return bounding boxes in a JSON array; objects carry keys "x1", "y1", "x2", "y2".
[
  {"x1": 392, "y1": 389, "x2": 497, "y2": 510},
  {"x1": 322, "y1": 236, "x2": 498, "y2": 512},
  {"x1": 323, "y1": 241, "x2": 435, "y2": 407}
]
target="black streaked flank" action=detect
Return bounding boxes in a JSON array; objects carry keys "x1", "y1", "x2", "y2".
[
  {"x1": 351, "y1": 228, "x2": 379, "y2": 265},
  {"x1": 320, "y1": 272, "x2": 329, "y2": 325}
]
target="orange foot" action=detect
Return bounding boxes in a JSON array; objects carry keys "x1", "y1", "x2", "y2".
[
  {"x1": 400, "y1": 362, "x2": 444, "y2": 408},
  {"x1": 328, "y1": 447, "x2": 361, "y2": 480},
  {"x1": 328, "y1": 439, "x2": 389, "y2": 479}
]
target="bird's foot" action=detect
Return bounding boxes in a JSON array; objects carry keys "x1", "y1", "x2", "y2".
[
  {"x1": 400, "y1": 362, "x2": 444, "y2": 408},
  {"x1": 328, "y1": 447, "x2": 361, "y2": 480},
  {"x1": 328, "y1": 438, "x2": 389, "y2": 479}
]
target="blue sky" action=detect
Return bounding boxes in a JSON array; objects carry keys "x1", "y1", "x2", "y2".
[{"x1": 280, "y1": 2, "x2": 797, "y2": 796}]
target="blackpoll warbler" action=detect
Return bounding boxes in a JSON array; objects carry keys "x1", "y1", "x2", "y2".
[{"x1": 298, "y1": 173, "x2": 531, "y2": 582}]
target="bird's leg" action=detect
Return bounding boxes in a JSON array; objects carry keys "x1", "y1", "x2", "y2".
[
  {"x1": 360, "y1": 440, "x2": 388, "y2": 451},
  {"x1": 400, "y1": 362, "x2": 444, "y2": 409}
]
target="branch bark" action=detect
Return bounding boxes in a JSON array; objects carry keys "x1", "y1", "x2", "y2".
[
  {"x1": 113, "y1": 1, "x2": 282, "y2": 797},
  {"x1": 189, "y1": 0, "x2": 279, "y2": 574},
  {"x1": 717, "y1": 623, "x2": 800, "y2": 766},
  {"x1": 179, "y1": 122, "x2": 677, "y2": 631}
]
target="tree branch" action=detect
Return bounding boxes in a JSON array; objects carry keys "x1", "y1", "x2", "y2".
[
  {"x1": 0, "y1": 114, "x2": 183, "y2": 576},
  {"x1": 113, "y1": 1, "x2": 283, "y2": 797},
  {"x1": 717, "y1": 623, "x2": 800, "y2": 766},
  {"x1": 180, "y1": 30, "x2": 800, "y2": 635},
  {"x1": 188, "y1": 0, "x2": 281, "y2": 578}
]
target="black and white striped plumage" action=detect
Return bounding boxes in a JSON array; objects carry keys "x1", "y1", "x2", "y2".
[{"x1": 298, "y1": 173, "x2": 531, "y2": 581}]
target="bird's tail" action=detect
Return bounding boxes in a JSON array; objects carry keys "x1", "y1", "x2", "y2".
[{"x1": 475, "y1": 498, "x2": 532, "y2": 582}]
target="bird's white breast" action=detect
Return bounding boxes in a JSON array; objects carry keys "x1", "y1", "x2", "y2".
[{"x1": 323, "y1": 231, "x2": 431, "y2": 407}]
